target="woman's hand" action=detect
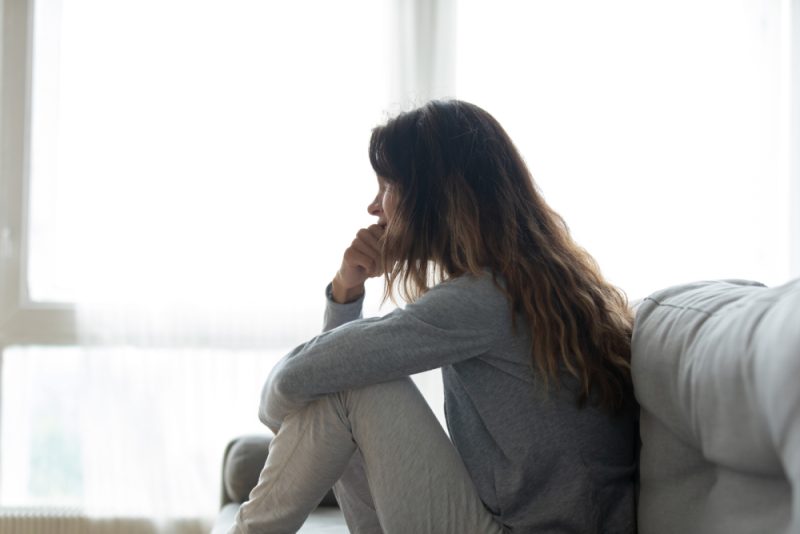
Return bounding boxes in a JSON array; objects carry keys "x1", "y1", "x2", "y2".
[{"x1": 331, "y1": 224, "x2": 385, "y2": 303}]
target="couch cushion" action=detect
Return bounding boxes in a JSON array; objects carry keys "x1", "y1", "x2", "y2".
[
  {"x1": 632, "y1": 279, "x2": 800, "y2": 534},
  {"x1": 223, "y1": 434, "x2": 339, "y2": 508},
  {"x1": 224, "y1": 435, "x2": 271, "y2": 505}
]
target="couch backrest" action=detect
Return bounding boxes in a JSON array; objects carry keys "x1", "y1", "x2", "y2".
[{"x1": 632, "y1": 279, "x2": 800, "y2": 534}]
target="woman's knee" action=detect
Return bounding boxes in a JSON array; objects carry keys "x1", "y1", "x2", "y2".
[{"x1": 340, "y1": 376, "x2": 422, "y2": 407}]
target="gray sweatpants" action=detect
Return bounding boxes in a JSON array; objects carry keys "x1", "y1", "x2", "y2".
[{"x1": 229, "y1": 377, "x2": 505, "y2": 534}]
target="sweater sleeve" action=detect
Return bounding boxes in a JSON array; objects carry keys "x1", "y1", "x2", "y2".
[
  {"x1": 322, "y1": 282, "x2": 364, "y2": 332},
  {"x1": 259, "y1": 274, "x2": 508, "y2": 429}
]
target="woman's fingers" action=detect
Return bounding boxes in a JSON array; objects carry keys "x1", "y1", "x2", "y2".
[
  {"x1": 336, "y1": 225, "x2": 387, "y2": 291},
  {"x1": 351, "y1": 237, "x2": 378, "y2": 266},
  {"x1": 357, "y1": 225, "x2": 383, "y2": 255},
  {"x1": 342, "y1": 249, "x2": 378, "y2": 281},
  {"x1": 352, "y1": 225, "x2": 385, "y2": 271}
]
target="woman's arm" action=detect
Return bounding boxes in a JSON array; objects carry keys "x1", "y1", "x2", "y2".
[
  {"x1": 318, "y1": 223, "x2": 384, "y2": 333},
  {"x1": 259, "y1": 273, "x2": 507, "y2": 430},
  {"x1": 322, "y1": 283, "x2": 364, "y2": 332}
]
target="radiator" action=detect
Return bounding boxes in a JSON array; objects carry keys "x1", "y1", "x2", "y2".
[
  {"x1": 0, "y1": 508, "x2": 87, "y2": 534},
  {"x1": 0, "y1": 508, "x2": 210, "y2": 534}
]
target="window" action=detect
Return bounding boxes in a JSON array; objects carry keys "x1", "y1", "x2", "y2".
[
  {"x1": 1, "y1": 0, "x2": 405, "y2": 526},
  {"x1": 454, "y1": 0, "x2": 794, "y2": 299}
]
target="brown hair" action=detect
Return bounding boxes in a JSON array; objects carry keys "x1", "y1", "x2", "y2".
[{"x1": 369, "y1": 100, "x2": 633, "y2": 410}]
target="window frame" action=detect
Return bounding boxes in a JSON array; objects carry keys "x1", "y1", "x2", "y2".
[{"x1": 1, "y1": 0, "x2": 78, "y2": 350}]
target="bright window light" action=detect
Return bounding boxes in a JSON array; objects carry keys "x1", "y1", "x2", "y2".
[
  {"x1": 12, "y1": 0, "x2": 396, "y2": 520},
  {"x1": 28, "y1": 0, "x2": 395, "y2": 337},
  {"x1": 455, "y1": 0, "x2": 790, "y2": 299},
  {"x1": 0, "y1": 345, "x2": 280, "y2": 516}
]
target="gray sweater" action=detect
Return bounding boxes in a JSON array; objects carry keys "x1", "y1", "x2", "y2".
[{"x1": 261, "y1": 273, "x2": 637, "y2": 533}]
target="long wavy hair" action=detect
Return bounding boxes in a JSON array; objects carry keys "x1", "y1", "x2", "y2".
[{"x1": 369, "y1": 100, "x2": 633, "y2": 411}]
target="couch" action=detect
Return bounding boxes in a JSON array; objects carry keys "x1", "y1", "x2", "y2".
[
  {"x1": 213, "y1": 278, "x2": 800, "y2": 533},
  {"x1": 633, "y1": 278, "x2": 799, "y2": 534}
]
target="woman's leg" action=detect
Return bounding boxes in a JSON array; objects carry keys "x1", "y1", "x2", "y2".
[
  {"x1": 229, "y1": 377, "x2": 504, "y2": 534},
  {"x1": 228, "y1": 386, "x2": 357, "y2": 534},
  {"x1": 332, "y1": 450, "x2": 384, "y2": 533}
]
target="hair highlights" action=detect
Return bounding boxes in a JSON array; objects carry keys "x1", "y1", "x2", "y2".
[{"x1": 369, "y1": 100, "x2": 633, "y2": 410}]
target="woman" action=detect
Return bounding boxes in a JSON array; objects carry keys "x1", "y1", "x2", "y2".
[{"x1": 230, "y1": 100, "x2": 637, "y2": 533}]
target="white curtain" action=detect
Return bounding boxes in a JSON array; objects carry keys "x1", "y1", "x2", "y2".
[
  {"x1": 390, "y1": 0, "x2": 457, "y2": 103},
  {"x1": 4, "y1": 0, "x2": 402, "y2": 530}
]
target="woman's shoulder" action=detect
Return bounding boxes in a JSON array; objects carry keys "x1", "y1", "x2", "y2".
[{"x1": 407, "y1": 271, "x2": 511, "y2": 326}]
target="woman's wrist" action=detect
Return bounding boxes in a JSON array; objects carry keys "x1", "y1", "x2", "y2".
[{"x1": 331, "y1": 275, "x2": 365, "y2": 304}]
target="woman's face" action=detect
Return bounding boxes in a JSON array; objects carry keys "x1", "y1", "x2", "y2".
[{"x1": 368, "y1": 176, "x2": 397, "y2": 228}]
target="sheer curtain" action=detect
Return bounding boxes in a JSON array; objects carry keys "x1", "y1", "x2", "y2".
[{"x1": 3, "y1": 0, "x2": 400, "y2": 530}]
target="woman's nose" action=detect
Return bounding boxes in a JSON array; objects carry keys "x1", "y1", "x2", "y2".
[{"x1": 368, "y1": 195, "x2": 382, "y2": 217}]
